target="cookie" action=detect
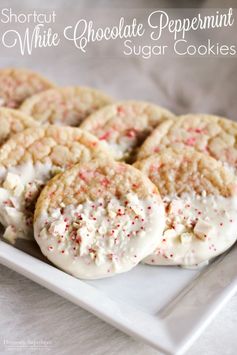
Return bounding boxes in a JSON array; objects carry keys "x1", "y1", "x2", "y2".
[
  {"x1": 20, "y1": 86, "x2": 112, "y2": 127},
  {"x1": 0, "y1": 107, "x2": 39, "y2": 146},
  {"x1": 34, "y1": 160, "x2": 165, "y2": 279},
  {"x1": 0, "y1": 68, "x2": 54, "y2": 108},
  {"x1": 0, "y1": 126, "x2": 111, "y2": 243},
  {"x1": 137, "y1": 114, "x2": 237, "y2": 171},
  {"x1": 134, "y1": 148, "x2": 237, "y2": 266},
  {"x1": 80, "y1": 101, "x2": 174, "y2": 162}
]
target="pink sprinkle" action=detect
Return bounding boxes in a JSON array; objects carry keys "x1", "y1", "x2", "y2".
[
  {"x1": 132, "y1": 183, "x2": 139, "y2": 189},
  {"x1": 117, "y1": 106, "x2": 125, "y2": 114},
  {"x1": 185, "y1": 137, "x2": 196, "y2": 146},
  {"x1": 125, "y1": 129, "x2": 136, "y2": 138},
  {"x1": 101, "y1": 178, "x2": 110, "y2": 187},
  {"x1": 99, "y1": 131, "x2": 111, "y2": 140}
]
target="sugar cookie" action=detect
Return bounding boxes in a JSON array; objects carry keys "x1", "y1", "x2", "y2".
[
  {"x1": 137, "y1": 114, "x2": 237, "y2": 172},
  {"x1": 34, "y1": 160, "x2": 165, "y2": 279},
  {"x1": 0, "y1": 107, "x2": 39, "y2": 146},
  {"x1": 0, "y1": 68, "x2": 54, "y2": 108},
  {"x1": 80, "y1": 101, "x2": 174, "y2": 162},
  {"x1": 0, "y1": 126, "x2": 111, "y2": 242},
  {"x1": 20, "y1": 86, "x2": 112, "y2": 126},
  {"x1": 135, "y1": 148, "x2": 237, "y2": 266}
]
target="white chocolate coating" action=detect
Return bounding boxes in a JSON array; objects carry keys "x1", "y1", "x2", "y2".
[
  {"x1": 0, "y1": 161, "x2": 54, "y2": 241},
  {"x1": 144, "y1": 193, "x2": 237, "y2": 266},
  {"x1": 34, "y1": 194, "x2": 165, "y2": 279}
]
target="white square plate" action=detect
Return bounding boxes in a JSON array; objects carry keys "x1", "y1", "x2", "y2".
[{"x1": 0, "y1": 238, "x2": 236, "y2": 355}]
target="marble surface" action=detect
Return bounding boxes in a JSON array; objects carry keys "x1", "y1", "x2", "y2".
[{"x1": 0, "y1": 0, "x2": 236, "y2": 354}]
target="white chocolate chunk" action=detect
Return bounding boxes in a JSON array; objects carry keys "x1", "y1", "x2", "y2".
[
  {"x1": 163, "y1": 228, "x2": 177, "y2": 239},
  {"x1": 174, "y1": 223, "x2": 185, "y2": 234},
  {"x1": 49, "y1": 220, "x2": 67, "y2": 236},
  {"x1": 180, "y1": 233, "x2": 192, "y2": 244},
  {"x1": 3, "y1": 172, "x2": 24, "y2": 196},
  {"x1": 168, "y1": 199, "x2": 183, "y2": 214},
  {"x1": 194, "y1": 219, "x2": 214, "y2": 240},
  {"x1": 3, "y1": 225, "x2": 17, "y2": 244}
]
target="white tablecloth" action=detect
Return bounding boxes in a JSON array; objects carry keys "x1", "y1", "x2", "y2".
[{"x1": 0, "y1": 1, "x2": 236, "y2": 354}]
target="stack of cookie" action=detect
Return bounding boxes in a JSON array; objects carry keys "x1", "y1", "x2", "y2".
[{"x1": 0, "y1": 68, "x2": 236, "y2": 279}]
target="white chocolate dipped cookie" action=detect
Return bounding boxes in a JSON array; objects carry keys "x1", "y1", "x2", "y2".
[
  {"x1": 34, "y1": 160, "x2": 165, "y2": 279},
  {"x1": 0, "y1": 108, "x2": 39, "y2": 146},
  {"x1": 0, "y1": 125, "x2": 111, "y2": 243},
  {"x1": 137, "y1": 114, "x2": 237, "y2": 172},
  {"x1": 20, "y1": 86, "x2": 112, "y2": 126},
  {"x1": 80, "y1": 101, "x2": 174, "y2": 162},
  {"x1": 134, "y1": 148, "x2": 237, "y2": 267},
  {"x1": 0, "y1": 68, "x2": 54, "y2": 108}
]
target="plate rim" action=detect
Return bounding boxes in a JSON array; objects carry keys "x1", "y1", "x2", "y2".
[{"x1": 0, "y1": 240, "x2": 236, "y2": 355}]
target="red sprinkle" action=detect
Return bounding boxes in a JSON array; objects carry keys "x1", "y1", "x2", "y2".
[
  {"x1": 185, "y1": 137, "x2": 196, "y2": 146},
  {"x1": 99, "y1": 131, "x2": 111, "y2": 140},
  {"x1": 125, "y1": 128, "x2": 136, "y2": 138}
]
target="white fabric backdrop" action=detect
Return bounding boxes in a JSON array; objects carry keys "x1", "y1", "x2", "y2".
[{"x1": 0, "y1": 1, "x2": 236, "y2": 354}]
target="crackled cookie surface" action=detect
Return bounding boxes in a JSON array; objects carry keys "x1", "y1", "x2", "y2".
[
  {"x1": 137, "y1": 114, "x2": 237, "y2": 171},
  {"x1": 0, "y1": 68, "x2": 54, "y2": 108},
  {"x1": 34, "y1": 160, "x2": 165, "y2": 279},
  {"x1": 80, "y1": 101, "x2": 174, "y2": 162},
  {"x1": 135, "y1": 149, "x2": 237, "y2": 266},
  {"x1": 0, "y1": 126, "x2": 110, "y2": 242},
  {"x1": 20, "y1": 86, "x2": 112, "y2": 127},
  {"x1": 0, "y1": 108, "x2": 39, "y2": 146}
]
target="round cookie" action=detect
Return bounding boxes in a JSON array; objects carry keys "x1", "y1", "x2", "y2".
[
  {"x1": 137, "y1": 114, "x2": 237, "y2": 171},
  {"x1": 0, "y1": 107, "x2": 39, "y2": 146},
  {"x1": 20, "y1": 86, "x2": 113, "y2": 127},
  {"x1": 0, "y1": 68, "x2": 54, "y2": 108},
  {"x1": 80, "y1": 101, "x2": 174, "y2": 162},
  {"x1": 134, "y1": 148, "x2": 237, "y2": 266},
  {"x1": 34, "y1": 160, "x2": 165, "y2": 279},
  {"x1": 0, "y1": 125, "x2": 111, "y2": 243}
]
